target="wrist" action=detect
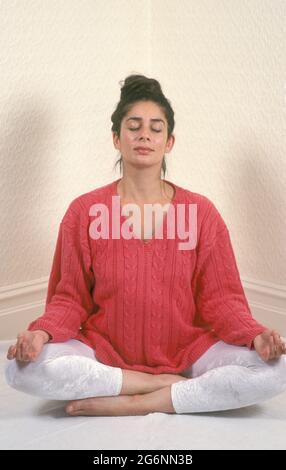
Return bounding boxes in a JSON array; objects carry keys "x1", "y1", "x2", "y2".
[{"x1": 33, "y1": 329, "x2": 51, "y2": 343}]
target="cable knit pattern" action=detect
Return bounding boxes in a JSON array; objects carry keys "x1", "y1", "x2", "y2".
[
  {"x1": 28, "y1": 178, "x2": 268, "y2": 374},
  {"x1": 150, "y1": 242, "x2": 168, "y2": 362},
  {"x1": 122, "y1": 239, "x2": 138, "y2": 363}
]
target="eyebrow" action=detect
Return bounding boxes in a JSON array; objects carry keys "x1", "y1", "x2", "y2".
[{"x1": 126, "y1": 117, "x2": 165, "y2": 126}]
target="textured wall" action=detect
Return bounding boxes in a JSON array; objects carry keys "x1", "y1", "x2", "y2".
[
  {"x1": 0, "y1": 0, "x2": 151, "y2": 286},
  {"x1": 1, "y1": 0, "x2": 285, "y2": 288},
  {"x1": 152, "y1": 0, "x2": 286, "y2": 284}
]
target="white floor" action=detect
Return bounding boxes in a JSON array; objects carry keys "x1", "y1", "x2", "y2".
[{"x1": 1, "y1": 340, "x2": 286, "y2": 450}]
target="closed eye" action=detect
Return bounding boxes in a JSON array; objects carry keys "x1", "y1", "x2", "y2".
[{"x1": 129, "y1": 128, "x2": 161, "y2": 133}]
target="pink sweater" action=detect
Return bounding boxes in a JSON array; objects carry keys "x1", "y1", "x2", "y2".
[{"x1": 28, "y1": 179, "x2": 267, "y2": 374}]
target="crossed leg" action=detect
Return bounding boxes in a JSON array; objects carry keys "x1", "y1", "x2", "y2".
[
  {"x1": 5, "y1": 339, "x2": 123, "y2": 400},
  {"x1": 5, "y1": 339, "x2": 286, "y2": 416},
  {"x1": 170, "y1": 340, "x2": 286, "y2": 414}
]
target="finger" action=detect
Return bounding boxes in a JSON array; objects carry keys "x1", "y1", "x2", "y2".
[
  {"x1": 277, "y1": 343, "x2": 285, "y2": 357},
  {"x1": 271, "y1": 344, "x2": 282, "y2": 360},
  {"x1": 7, "y1": 344, "x2": 15, "y2": 354},
  {"x1": 20, "y1": 339, "x2": 30, "y2": 361},
  {"x1": 269, "y1": 335, "x2": 276, "y2": 358},
  {"x1": 23, "y1": 346, "x2": 38, "y2": 362},
  {"x1": 271, "y1": 345, "x2": 279, "y2": 360},
  {"x1": 15, "y1": 337, "x2": 23, "y2": 361},
  {"x1": 20, "y1": 334, "x2": 36, "y2": 362},
  {"x1": 268, "y1": 343, "x2": 278, "y2": 360},
  {"x1": 272, "y1": 331, "x2": 285, "y2": 355},
  {"x1": 20, "y1": 339, "x2": 34, "y2": 361},
  {"x1": 21, "y1": 347, "x2": 32, "y2": 362},
  {"x1": 274, "y1": 345, "x2": 280, "y2": 359},
  {"x1": 272, "y1": 331, "x2": 281, "y2": 348},
  {"x1": 16, "y1": 336, "x2": 28, "y2": 362},
  {"x1": 11, "y1": 345, "x2": 17, "y2": 358},
  {"x1": 7, "y1": 345, "x2": 16, "y2": 359},
  {"x1": 271, "y1": 329, "x2": 280, "y2": 337},
  {"x1": 29, "y1": 352, "x2": 39, "y2": 362},
  {"x1": 260, "y1": 347, "x2": 270, "y2": 362}
]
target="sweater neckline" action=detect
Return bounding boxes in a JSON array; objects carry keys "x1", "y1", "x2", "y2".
[{"x1": 110, "y1": 178, "x2": 181, "y2": 246}]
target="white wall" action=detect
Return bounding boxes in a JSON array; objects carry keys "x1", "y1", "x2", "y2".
[
  {"x1": 152, "y1": 0, "x2": 286, "y2": 284},
  {"x1": 1, "y1": 0, "x2": 285, "y2": 338},
  {"x1": 0, "y1": 0, "x2": 151, "y2": 288}
]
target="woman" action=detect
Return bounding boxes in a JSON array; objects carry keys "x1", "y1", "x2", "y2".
[{"x1": 5, "y1": 74, "x2": 286, "y2": 417}]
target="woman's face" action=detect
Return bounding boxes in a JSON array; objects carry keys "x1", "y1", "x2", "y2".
[{"x1": 113, "y1": 100, "x2": 175, "y2": 171}]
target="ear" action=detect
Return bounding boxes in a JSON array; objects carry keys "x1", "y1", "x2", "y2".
[
  {"x1": 112, "y1": 132, "x2": 120, "y2": 150},
  {"x1": 165, "y1": 134, "x2": 175, "y2": 154}
]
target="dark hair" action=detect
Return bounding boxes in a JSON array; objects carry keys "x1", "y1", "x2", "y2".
[{"x1": 111, "y1": 74, "x2": 175, "y2": 179}]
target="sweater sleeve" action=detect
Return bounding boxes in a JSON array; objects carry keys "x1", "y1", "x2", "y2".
[
  {"x1": 27, "y1": 200, "x2": 95, "y2": 342},
  {"x1": 193, "y1": 201, "x2": 267, "y2": 350}
]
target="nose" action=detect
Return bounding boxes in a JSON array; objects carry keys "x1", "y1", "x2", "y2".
[
  {"x1": 138, "y1": 135, "x2": 151, "y2": 144},
  {"x1": 137, "y1": 126, "x2": 151, "y2": 142}
]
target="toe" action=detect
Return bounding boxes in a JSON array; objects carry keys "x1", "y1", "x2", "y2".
[{"x1": 65, "y1": 402, "x2": 78, "y2": 415}]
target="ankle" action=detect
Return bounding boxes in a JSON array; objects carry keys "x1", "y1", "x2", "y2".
[
  {"x1": 120, "y1": 369, "x2": 161, "y2": 395},
  {"x1": 158, "y1": 374, "x2": 188, "y2": 388}
]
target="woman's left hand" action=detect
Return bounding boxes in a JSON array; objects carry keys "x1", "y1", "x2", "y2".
[{"x1": 253, "y1": 329, "x2": 286, "y2": 362}]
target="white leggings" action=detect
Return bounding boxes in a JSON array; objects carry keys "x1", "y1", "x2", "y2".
[{"x1": 5, "y1": 339, "x2": 286, "y2": 413}]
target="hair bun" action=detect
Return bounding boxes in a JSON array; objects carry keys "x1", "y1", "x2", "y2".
[{"x1": 120, "y1": 74, "x2": 163, "y2": 100}]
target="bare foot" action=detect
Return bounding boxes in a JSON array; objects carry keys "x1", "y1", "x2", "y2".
[
  {"x1": 66, "y1": 394, "x2": 137, "y2": 417},
  {"x1": 66, "y1": 383, "x2": 180, "y2": 417}
]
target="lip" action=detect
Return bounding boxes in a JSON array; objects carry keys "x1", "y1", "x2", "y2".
[{"x1": 134, "y1": 147, "x2": 154, "y2": 153}]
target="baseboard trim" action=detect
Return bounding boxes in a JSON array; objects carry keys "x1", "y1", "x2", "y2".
[
  {"x1": 0, "y1": 277, "x2": 48, "y2": 340},
  {"x1": 0, "y1": 276, "x2": 285, "y2": 340},
  {"x1": 243, "y1": 277, "x2": 286, "y2": 334}
]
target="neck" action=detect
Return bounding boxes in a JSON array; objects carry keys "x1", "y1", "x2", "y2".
[{"x1": 117, "y1": 173, "x2": 171, "y2": 204}]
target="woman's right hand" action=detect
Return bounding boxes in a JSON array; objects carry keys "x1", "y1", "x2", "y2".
[{"x1": 6, "y1": 330, "x2": 51, "y2": 363}]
